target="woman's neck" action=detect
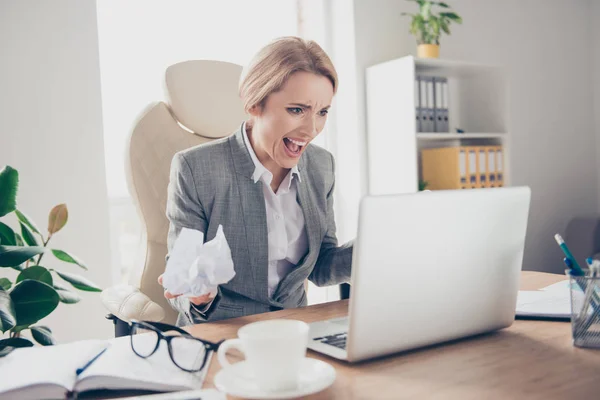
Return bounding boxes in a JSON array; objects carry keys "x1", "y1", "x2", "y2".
[{"x1": 246, "y1": 121, "x2": 289, "y2": 187}]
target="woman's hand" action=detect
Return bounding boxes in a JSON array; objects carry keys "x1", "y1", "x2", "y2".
[{"x1": 157, "y1": 274, "x2": 213, "y2": 307}]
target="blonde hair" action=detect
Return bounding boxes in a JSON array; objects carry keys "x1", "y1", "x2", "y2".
[{"x1": 239, "y1": 37, "x2": 338, "y2": 113}]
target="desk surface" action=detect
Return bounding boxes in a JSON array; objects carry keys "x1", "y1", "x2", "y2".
[{"x1": 186, "y1": 272, "x2": 600, "y2": 399}]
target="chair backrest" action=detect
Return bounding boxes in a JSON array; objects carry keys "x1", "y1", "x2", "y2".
[{"x1": 125, "y1": 60, "x2": 247, "y2": 324}]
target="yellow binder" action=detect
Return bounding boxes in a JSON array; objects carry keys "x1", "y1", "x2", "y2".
[
  {"x1": 496, "y1": 146, "x2": 504, "y2": 187},
  {"x1": 467, "y1": 147, "x2": 478, "y2": 189},
  {"x1": 486, "y1": 146, "x2": 497, "y2": 187},
  {"x1": 420, "y1": 146, "x2": 468, "y2": 190},
  {"x1": 477, "y1": 147, "x2": 487, "y2": 188},
  {"x1": 459, "y1": 147, "x2": 468, "y2": 189}
]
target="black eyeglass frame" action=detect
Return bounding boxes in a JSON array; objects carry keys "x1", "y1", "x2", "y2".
[{"x1": 129, "y1": 319, "x2": 222, "y2": 373}]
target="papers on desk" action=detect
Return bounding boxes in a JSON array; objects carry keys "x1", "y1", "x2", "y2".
[
  {"x1": 0, "y1": 334, "x2": 212, "y2": 400},
  {"x1": 119, "y1": 389, "x2": 225, "y2": 400},
  {"x1": 516, "y1": 279, "x2": 578, "y2": 320}
]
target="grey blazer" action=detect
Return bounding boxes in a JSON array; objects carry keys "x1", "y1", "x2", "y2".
[{"x1": 166, "y1": 125, "x2": 353, "y2": 326}]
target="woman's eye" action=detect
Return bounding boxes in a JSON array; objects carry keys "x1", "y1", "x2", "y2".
[
  {"x1": 319, "y1": 109, "x2": 329, "y2": 116},
  {"x1": 288, "y1": 107, "x2": 303, "y2": 115}
]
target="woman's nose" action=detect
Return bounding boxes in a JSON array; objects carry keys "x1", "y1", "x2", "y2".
[{"x1": 304, "y1": 114, "x2": 318, "y2": 136}]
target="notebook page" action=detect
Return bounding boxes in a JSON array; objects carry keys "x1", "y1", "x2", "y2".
[
  {"x1": 0, "y1": 339, "x2": 107, "y2": 400},
  {"x1": 76, "y1": 334, "x2": 209, "y2": 393},
  {"x1": 117, "y1": 389, "x2": 225, "y2": 400},
  {"x1": 540, "y1": 280, "x2": 571, "y2": 294},
  {"x1": 516, "y1": 290, "x2": 571, "y2": 318}
]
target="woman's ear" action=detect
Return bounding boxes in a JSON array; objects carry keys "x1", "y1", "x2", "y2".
[{"x1": 248, "y1": 103, "x2": 263, "y2": 117}]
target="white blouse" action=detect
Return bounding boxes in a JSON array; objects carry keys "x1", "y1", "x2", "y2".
[{"x1": 242, "y1": 123, "x2": 309, "y2": 297}]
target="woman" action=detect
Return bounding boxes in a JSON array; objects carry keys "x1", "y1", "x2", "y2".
[{"x1": 160, "y1": 36, "x2": 353, "y2": 326}]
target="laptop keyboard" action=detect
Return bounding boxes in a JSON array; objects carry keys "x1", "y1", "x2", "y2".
[{"x1": 313, "y1": 332, "x2": 347, "y2": 350}]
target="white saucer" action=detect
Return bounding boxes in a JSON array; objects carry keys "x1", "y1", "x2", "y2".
[{"x1": 214, "y1": 357, "x2": 336, "y2": 399}]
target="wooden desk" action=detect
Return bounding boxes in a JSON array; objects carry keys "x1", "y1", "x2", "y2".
[{"x1": 187, "y1": 272, "x2": 600, "y2": 399}]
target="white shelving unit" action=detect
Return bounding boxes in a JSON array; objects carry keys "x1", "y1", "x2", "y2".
[{"x1": 365, "y1": 55, "x2": 509, "y2": 195}]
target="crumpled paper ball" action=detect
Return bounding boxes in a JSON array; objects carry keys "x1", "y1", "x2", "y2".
[{"x1": 162, "y1": 225, "x2": 235, "y2": 297}]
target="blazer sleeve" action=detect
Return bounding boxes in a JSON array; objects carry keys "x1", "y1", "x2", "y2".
[
  {"x1": 165, "y1": 152, "x2": 222, "y2": 322},
  {"x1": 308, "y1": 152, "x2": 354, "y2": 287}
]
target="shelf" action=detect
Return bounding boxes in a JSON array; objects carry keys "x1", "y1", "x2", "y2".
[
  {"x1": 416, "y1": 133, "x2": 507, "y2": 140},
  {"x1": 365, "y1": 55, "x2": 510, "y2": 195},
  {"x1": 414, "y1": 57, "x2": 502, "y2": 77}
]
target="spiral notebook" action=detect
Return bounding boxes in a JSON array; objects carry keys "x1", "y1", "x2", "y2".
[{"x1": 0, "y1": 334, "x2": 211, "y2": 400}]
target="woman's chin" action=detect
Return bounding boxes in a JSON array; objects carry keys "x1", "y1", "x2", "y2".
[{"x1": 277, "y1": 159, "x2": 299, "y2": 170}]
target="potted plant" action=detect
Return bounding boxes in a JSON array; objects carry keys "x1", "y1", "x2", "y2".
[
  {"x1": 402, "y1": 0, "x2": 462, "y2": 59},
  {"x1": 0, "y1": 166, "x2": 102, "y2": 356}
]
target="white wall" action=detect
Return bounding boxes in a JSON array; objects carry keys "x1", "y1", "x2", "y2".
[
  {"x1": 323, "y1": 0, "x2": 364, "y2": 244},
  {"x1": 593, "y1": 0, "x2": 600, "y2": 211},
  {"x1": 351, "y1": 0, "x2": 598, "y2": 273},
  {"x1": 0, "y1": 1, "x2": 113, "y2": 342}
]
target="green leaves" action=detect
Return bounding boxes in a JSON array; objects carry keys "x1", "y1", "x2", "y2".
[
  {"x1": 420, "y1": 1, "x2": 432, "y2": 19},
  {"x1": 410, "y1": 14, "x2": 425, "y2": 36},
  {"x1": 0, "y1": 289, "x2": 16, "y2": 333},
  {"x1": 10, "y1": 280, "x2": 59, "y2": 326},
  {"x1": 0, "y1": 278, "x2": 11, "y2": 291},
  {"x1": 0, "y1": 245, "x2": 45, "y2": 267},
  {"x1": 16, "y1": 266, "x2": 53, "y2": 286},
  {"x1": 440, "y1": 11, "x2": 462, "y2": 22},
  {"x1": 53, "y1": 281, "x2": 82, "y2": 304},
  {"x1": 55, "y1": 270, "x2": 101, "y2": 292},
  {"x1": 0, "y1": 337, "x2": 33, "y2": 357},
  {"x1": 439, "y1": 17, "x2": 450, "y2": 34},
  {"x1": 15, "y1": 210, "x2": 41, "y2": 237},
  {"x1": 20, "y1": 222, "x2": 40, "y2": 247},
  {"x1": 429, "y1": 15, "x2": 440, "y2": 37},
  {"x1": 0, "y1": 166, "x2": 97, "y2": 345},
  {"x1": 31, "y1": 326, "x2": 56, "y2": 346},
  {"x1": 0, "y1": 166, "x2": 18, "y2": 218},
  {"x1": 402, "y1": 0, "x2": 462, "y2": 44},
  {"x1": 51, "y1": 249, "x2": 87, "y2": 270},
  {"x1": 48, "y1": 204, "x2": 68, "y2": 235},
  {"x1": 55, "y1": 288, "x2": 82, "y2": 304},
  {"x1": 0, "y1": 222, "x2": 17, "y2": 246}
]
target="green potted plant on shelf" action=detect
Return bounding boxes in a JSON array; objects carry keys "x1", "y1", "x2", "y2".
[
  {"x1": 402, "y1": 0, "x2": 462, "y2": 59},
  {"x1": 0, "y1": 165, "x2": 102, "y2": 357}
]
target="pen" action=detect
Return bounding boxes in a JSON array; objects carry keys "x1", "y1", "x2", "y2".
[
  {"x1": 554, "y1": 234, "x2": 583, "y2": 275},
  {"x1": 76, "y1": 345, "x2": 110, "y2": 376},
  {"x1": 586, "y1": 258, "x2": 595, "y2": 275},
  {"x1": 563, "y1": 257, "x2": 573, "y2": 272},
  {"x1": 574, "y1": 259, "x2": 599, "y2": 331},
  {"x1": 554, "y1": 237, "x2": 600, "y2": 330}
]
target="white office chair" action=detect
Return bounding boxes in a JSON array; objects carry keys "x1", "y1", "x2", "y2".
[{"x1": 101, "y1": 60, "x2": 247, "y2": 334}]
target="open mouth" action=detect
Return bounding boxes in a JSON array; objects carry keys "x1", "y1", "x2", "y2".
[{"x1": 283, "y1": 137, "x2": 306, "y2": 157}]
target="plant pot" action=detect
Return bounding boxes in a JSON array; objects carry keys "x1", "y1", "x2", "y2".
[{"x1": 417, "y1": 44, "x2": 440, "y2": 59}]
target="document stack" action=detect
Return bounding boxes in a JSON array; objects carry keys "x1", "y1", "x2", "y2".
[
  {"x1": 421, "y1": 145, "x2": 504, "y2": 190},
  {"x1": 415, "y1": 75, "x2": 449, "y2": 133}
]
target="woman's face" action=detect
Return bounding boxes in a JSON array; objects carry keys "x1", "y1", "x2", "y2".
[{"x1": 248, "y1": 71, "x2": 334, "y2": 171}]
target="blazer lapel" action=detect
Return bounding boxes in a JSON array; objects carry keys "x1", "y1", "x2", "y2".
[{"x1": 230, "y1": 126, "x2": 269, "y2": 302}]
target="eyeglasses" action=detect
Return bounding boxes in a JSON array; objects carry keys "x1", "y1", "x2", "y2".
[{"x1": 128, "y1": 320, "x2": 222, "y2": 373}]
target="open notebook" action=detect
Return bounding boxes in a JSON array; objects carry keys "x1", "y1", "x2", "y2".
[{"x1": 0, "y1": 334, "x2": 212, "y2": 400}]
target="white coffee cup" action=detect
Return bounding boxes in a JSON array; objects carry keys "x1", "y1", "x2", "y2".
[{"x1": 217, "y1": 319, "x2": 309, "y2": 392}]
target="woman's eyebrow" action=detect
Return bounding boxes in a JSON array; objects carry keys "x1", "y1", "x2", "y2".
[{"x1": 288, "y1": 103, "x2": 331, "y2": 110}]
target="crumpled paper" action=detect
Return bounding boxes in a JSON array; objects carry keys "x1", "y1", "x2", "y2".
[{"x1": 162, "y1": 225, "x2": 236, "y2": 298}]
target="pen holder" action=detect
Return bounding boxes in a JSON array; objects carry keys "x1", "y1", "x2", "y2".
[{"x1": 567, "y1": 270, "x2": 600, "y2": 348}]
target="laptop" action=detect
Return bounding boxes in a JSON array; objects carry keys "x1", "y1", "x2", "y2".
[{"x1": 308, "y1": 187, "x2": 531, "y2": 362}]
